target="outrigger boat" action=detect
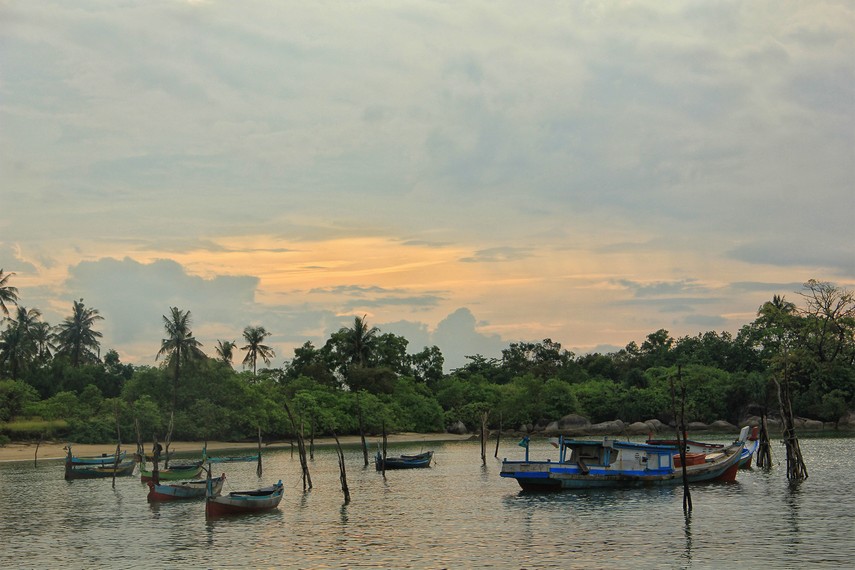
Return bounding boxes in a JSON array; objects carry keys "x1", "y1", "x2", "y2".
[
  {"x1": 66, "y1": 448, "x2": 128, "y2": 466},
  {"x1": 647, "y1": 426, "x2": 759, "y2": 469},
  {"x1": 205, "y1": 478, "x2": 283, "y2": 517},
  {"x1": 64, "y1": 447, "x2": 136, "y2": 480},
  {"x1": 139, "y1": 461, "x2": 204, "y2": 483},
  {"x1": 501, "y1": 436, "x2": 743, "y2": 491},
  {"x1": 148, "y1": 473, "x2": 226, "y2": 501},
  {"x1": 374, "y1": 450, "x2": 433, "y2": 471}
]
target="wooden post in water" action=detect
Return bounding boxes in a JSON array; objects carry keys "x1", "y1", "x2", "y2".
[
  {"x1": 309, "y1": 418, "x2": 315, "y2": 461},
  {"x1": 356, "y1": 391, "x2": 369, "y2": 467},
  {"x1": 332, "y1": 430, "x2": 351, "y2": 504},
  {"x1": 112, "y1": 405, "x2": 122, "y2": 489},
  {"x1": 152, "y1": 438, "x2": 161, "y2": 485},
  {"x1": 257, "y1": 426, "x2": 263, "y2": 478},
  {"x1": 381, "y1": 421, "x2": 387, "y2": 477},
  {"x1": 284, "y1": 400, "x2": 312, "y2": 490},
  {"x1": 756, "y1": 411, "x2": 773, "y2": 469},
  {"x1": 494, "y1": 413, "x2": 502, "y2": 458},
  {"x1": 670, "y1": 366, "x2": 692, "y2": 513},
  {"x1": 163, "y1": 410, "x2": 174, "y2": 469},
  {"x1": 34, "y1": 433, "x2": 43, "y2": 467},
  {"x1": 480, "y1": 411, "x2": 488, "y2": 466},
  {"x1": 775, "y1": 364, "x2": 808, "y2": 480}
]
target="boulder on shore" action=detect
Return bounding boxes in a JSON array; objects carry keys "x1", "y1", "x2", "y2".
[{"x1": 447, "y1": 420, "x2": 468, "y2": 435}]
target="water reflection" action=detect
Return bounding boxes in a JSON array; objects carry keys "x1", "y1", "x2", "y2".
[{"x1": 682, "y1": 512, "x2": 693, "y2": 567}]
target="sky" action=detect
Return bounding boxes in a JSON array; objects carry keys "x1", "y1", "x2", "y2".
[{"x1": 1, "y1": 1, "x2": 853, "y2": 372}]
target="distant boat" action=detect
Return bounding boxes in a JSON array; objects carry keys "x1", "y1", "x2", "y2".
[
  {"x1": 67, "y1": 449, "x2": 128, "y2": 466},
  {"x1": 148, "y1": 473, "x2": 226, "y2": 502},
  {"x1": 65, "y1": 460, "x2": 136, "y2": 480},
  {"x1": 375, "y1": 450, "x2": 433, "y2": 471},
  {"x1": 206, "y1": 480, "x2": 284, "y2": 517},
  {"x1": 139, "y1": 461, "x2": 204, "y2": 483},
  {"x1": 207, "y1": 454, "x2": 260, "y2": 464},
  {"x1": 500, "y1": 436, "x2": 743, "y2": 491},
  {"x1": 647, "y1": 426, "x2": 759, "y2": 469}
]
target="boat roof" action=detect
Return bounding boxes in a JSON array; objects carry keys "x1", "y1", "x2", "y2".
[{"x1": 560, "y1": 438, "x2": 677, "y2": 454}]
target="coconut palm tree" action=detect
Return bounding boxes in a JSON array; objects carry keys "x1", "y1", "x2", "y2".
[
  {"x1": 156, "y1": 307, "x2": 205, "y2": 405},
  {"x1": 30, "y1": 321, "x2": 55, "y2": 360},
  {"x1": 215, "y1": 339, "x2": 237, "y2": 367},
  {"x1": 344, "y1": 315, "x2": 379, "y2": 367},
  {"x1": 54, "y1": 299, "x2": 103, "y2": 367},
  {"x1": 0, "y1": 269, "x2": 19, "y2": 318},
  {"x1": 0, "y1": 305, "x2": 41, "y2": 379},
  {"x1": 241, "y1": 325, "x2": 274, "y2": 375}
]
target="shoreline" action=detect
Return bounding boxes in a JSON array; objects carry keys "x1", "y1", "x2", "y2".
[{"x1": 0, "y1": 432, "x2": 476, "y2": 464}]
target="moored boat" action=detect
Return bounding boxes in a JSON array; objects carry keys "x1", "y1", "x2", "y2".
[
  {"x1": 67, "y1": 449, "x2": 128, "y2": 466},
  {"x1": 205, "y1": 480, "x2": 284, "y2": 517},
  {"x1": 65, "y1": 459, "x2": 137, "y2": 480},
  {"x1": 139, "y1": 461, "x2": 204, "y2": 483},
  {"x1": 148, "y1": 474, "x2": 226, "y2": 501},
  {"x1": 208, "y1": 454, "x2": 260, "y2": 463},
  {"x1": 647, "y1": 426, "x2": 759, "y2": 469},
  {"x1": 501, "y1": 436, "x2": 743, "y2": 491},
  {"x1": 374, "y1": 450, "x2": 433, "y2": 471}
]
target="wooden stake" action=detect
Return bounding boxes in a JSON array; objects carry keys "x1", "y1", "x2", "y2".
[
  {"x1": 257, "y1": 426, "x2": 263, "y2": 478},
  {"x1": 356, "y1": 391, "x2": 369, "y2": 467},
  {"x1": 283, "y1": 400, "x2": 312, "y2": 490},
  {"x1": 480, "y1": 411, "x2": 488, "y2": 466},
  {"x1": 775, "y1": 364, "x2": 808, "y2": 480},
  {"x1": 494, "y1": 413, "x2": 502, "y2": 458},
  {"x1": 332, "y1": 430, "x2": 351, "y2": 504},
  {"x1": 670, "y1": 366, "x2": 692, "y2": 513}
]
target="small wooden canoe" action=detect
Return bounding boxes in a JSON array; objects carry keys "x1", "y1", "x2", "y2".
[
  {"x1": 206, "y1": 480, "x2": 284, "y2": 517},
  {"x1": 140, "y1": 462, "x2": 204, "y2": 483},
  {"x1": 375, "y1": 450, "x2": 433, "y2": 470},
  {"x1": 148, "y1": 474, "x2": 226, "y2": 501}
]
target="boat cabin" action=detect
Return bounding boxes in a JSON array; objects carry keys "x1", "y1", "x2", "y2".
[{"x1": 558, "y1": 438, "x2": 677, "y2": 473}]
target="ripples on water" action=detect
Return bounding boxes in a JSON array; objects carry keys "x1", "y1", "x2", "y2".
[{"x1": 2, "y1": 437, "x2": 854, "y2": 569}]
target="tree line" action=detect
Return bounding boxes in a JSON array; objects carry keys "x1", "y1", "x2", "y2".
[{"x1": 1, "y1": 269, "x2": 853, "y2": 444}]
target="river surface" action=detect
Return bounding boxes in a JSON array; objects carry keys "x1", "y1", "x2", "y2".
[{"x1": 1, "y1": 436, "x2": 853, "y2": 569}]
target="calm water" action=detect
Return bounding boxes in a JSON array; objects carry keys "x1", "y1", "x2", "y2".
[{"x1": 1, "y1": 436, "x2": 854, "y2": 569}]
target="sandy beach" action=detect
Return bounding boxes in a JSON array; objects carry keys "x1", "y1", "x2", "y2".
[{"x1": 0, "y1": 432, "x2": 476, "y2": 463}]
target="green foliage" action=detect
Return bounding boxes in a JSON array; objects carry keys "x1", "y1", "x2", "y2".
[{"x1": 0, "y1": 379, "x2": 40, "y2": 421}]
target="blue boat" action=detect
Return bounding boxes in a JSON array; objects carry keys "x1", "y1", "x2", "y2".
[
  {"x1": 500, "y1": 436, "x2": 743, "y2": 491},
  {"x1": 375, "y1": 450, "x2": 433, "y2": 470},
  {"x1": 67, "y1": 448, "x2": 128, "y2": 466}
]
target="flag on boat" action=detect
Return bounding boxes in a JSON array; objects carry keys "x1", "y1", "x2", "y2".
[{"x1": 518, "y1": 436, "x2": 530, "y2": 448}]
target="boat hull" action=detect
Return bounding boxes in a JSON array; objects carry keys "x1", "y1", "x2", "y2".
[
  {"x1": 65, "y1": 460, "x2": 137, "y2": 480},
  {"x1": 148, "y1": 475, "x2": 225, "y2": 501},
  {"x1": 69, "y1": 451, "x2": 128, "y2": 466},
  {"x1": 501, "y1": 439, "x2": 743, "y2": 491},
  {"x1": 206, "y1": 481, "x2": 284, "y2": 517},
  {"x1": 375, "y1": 451, "x2": 433, "y2": 470},
  {"x1": 140, "y1": 463, "x2": 203, "y2": 483}
]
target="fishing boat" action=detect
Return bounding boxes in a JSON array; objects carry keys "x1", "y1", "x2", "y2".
[
  {"x1": 207, "y1": 453, "x2": 260, "y2": 463},
  {"x1": 500, "y1": 436, "x2": 743, "y2": 491},
  {"x1": 66, "y1": 448, "x2": 128, "y2": 466},
  {"x1": 65, "y1": 459, "x2": 137, "y2": 480},
  {"x1": 205, "y1": 480, "x2": 284, "y2": 517},
  {"x1": 139, "y1": 461, "x2": 204, "y2": 483},
  {"x1": 147, "y1": 473, "x2": 226, "y2": 501},
  {"x1": 374, "y1": 450, "x2": 433, "y2": 471},
  {"x1": 647, "y1": 426, "x2": 759, "y2": 469}
]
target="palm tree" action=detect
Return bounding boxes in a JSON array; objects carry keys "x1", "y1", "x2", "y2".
[
  {"x1": 345, "y1": 315, "x2": 379, "y2": 367},
  {"x1": 215, "y1": 339, "x2": 237, "y2": 367},
  {"x1": 156, "y1": 307, "x2": 205, "y2": 405},
  {"x1": 30, "y1": 321, "x2": 55, "y2": 360},
  {"x1": 0, "y1": 269, "x2": 19, "y2": 318},
  {"x1": 241, "y1": 325, "x2": 274, "y2": 375},
  {"x1": 0, "y1": 305, "x2": 41, "y2": 379},
  {"x1": 54, "y1": 299, "x2": 103, "y2": 367}
]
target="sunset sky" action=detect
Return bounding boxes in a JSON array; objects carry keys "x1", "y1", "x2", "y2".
[{"x1": 2, "y1": 1, "x2": 853, "y2": 371}]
